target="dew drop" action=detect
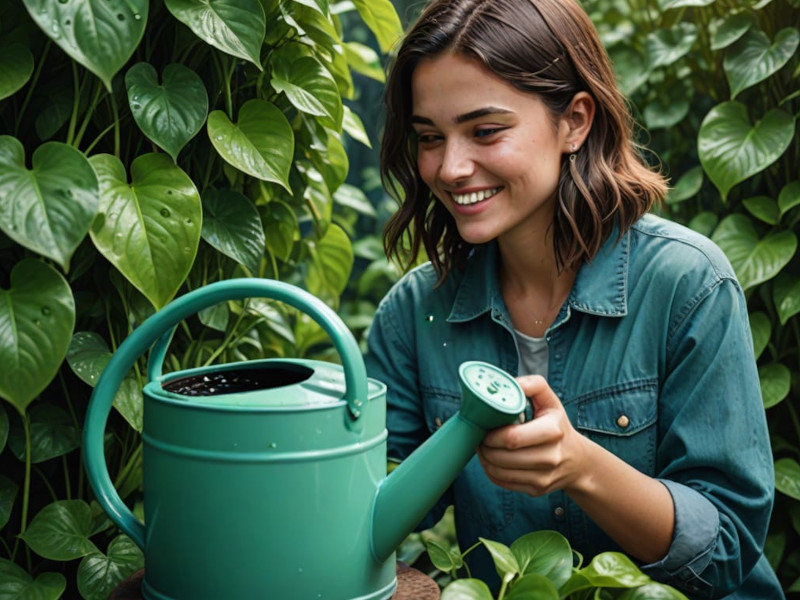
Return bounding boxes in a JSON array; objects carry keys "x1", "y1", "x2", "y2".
[
  {"x1": 116, "y1": 13, "x2": 125, "y2": 21},
  {"x1": 424, "y1": 314, "x2": 434, "y2": 322},
  {"x1": 442, "y1": 342, "x2": 448, "y2": 347},
  {"x1": 185, "y1": 218, "x2": 192, "y2": 225},
  {"x1": 57, "y1": 0, "x2": 68, "y2": 3},
  {"x1": 166, "y1": 190, "x2": 173, "y2": 195},
  {"x1": 160, "y1": 208, "x2": 171, "y2": 218},
  {"x1": 41, "y1": 306, "x2": 52, "y2": 316},
  {"x1": 34, "y1": 319, "x2": 42, "y2": 327}
]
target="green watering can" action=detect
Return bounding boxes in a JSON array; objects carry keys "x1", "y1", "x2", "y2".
[{"x1": 83, "y1": 278, "x2": 526, "y2": 600}]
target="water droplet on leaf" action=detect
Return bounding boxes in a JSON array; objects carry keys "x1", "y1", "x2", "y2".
[
  {"x1": 160, "y1": 208, "x2": 171, "y2": 218},
  {"x1": 41, "y1": 306, "x2": 52, "y2": 316}
]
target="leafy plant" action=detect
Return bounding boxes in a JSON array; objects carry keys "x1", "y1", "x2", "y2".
[
  {"x1": 428, "y1": 531, "x2": 687, "y2": 600},
  {"x1": 582, "y1": 0, "x2": 799, "y2": 592},
  {"x1": 0, "y1": 0, "x2": 401, "y2": 597}
]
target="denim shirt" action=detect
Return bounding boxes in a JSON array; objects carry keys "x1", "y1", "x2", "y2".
[{"x1": 364, "y1": 214, "x2": 782, "y2": 599}]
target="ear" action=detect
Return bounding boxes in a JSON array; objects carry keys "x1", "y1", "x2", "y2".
[{"x1": 561, "y1": 91, "x2": 595, "y2": 153}]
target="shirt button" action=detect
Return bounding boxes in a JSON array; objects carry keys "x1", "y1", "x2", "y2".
[
  {"x1": 434, "y1": 417, "x2": 443, "y2": 429},
  {"x1": 554, "y1": 506, "x2": 565, "y2": 518},
  {"x1": 617, "y1": 415, "x2": 630, "y2": 428}
]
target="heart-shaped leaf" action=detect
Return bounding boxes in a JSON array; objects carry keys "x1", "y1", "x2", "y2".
[
  {"x1": 306, "y1": 222, "x2": 354, "y2": 300},
  {"x1": 164, "y1": 0, "x2": 265, "y2": 68},
  {"x1": 77, "y1": 535, "x2": 144, "y2": 600},
  {"x1": 0, "y1": 558, "x2": 66, "y2": 600},
  {"x1": 208, "y1": 99, "x2": 294, "y2": 191},
  {"x1": 743, "y1": 196, "x2": 780, "y2": 225},
  {"x1": 774, "y1": 273, "x2": 800, "y2": 325},
  {"x1": 351, "y1": 0, "x2": 403, "y2": 54},
  {"x1": 20, "y1": 500, "x2": 99, "y2": 560},
  {"x1": 725, "y1": 28, "x2": 800, "y2": 99},
  {"x1": 711, "y1": 214, "x2": 797, "y2": 290},
  {"x1": 271, "y1": 52, "x2": 343, "y2": 129},
  {"x1": 0, "y1": 259, "x2": 75, "y2": 415},
  {"x1": 125, "y1": 62, "x2": 208, "y2": 161},
  {"x1": 201, "y1": 189, "x2": 265, "y2": 275},
  {"x1": 440, "y1": 579, "x2": 494, "y2": 600},
  {"x1": 779, "y1": 181, "x2": 800, "y2": 216},
  {"x1": 644, "y1": 82, "x2": 692, "y2": 130},
  {"x1": 263, "y1": 199, "x2": 298, "y2": 262},
  {"x1": 8, "y1": 403, "x2": 80, "y2": 463},
  {"x1": 480, "y1": 537, "x2": 520, "y2": 584},
  {"x1": 0, "y1": 136, "x2": 99, "y2": 269},
  {"x1": 698, "y1": 102, "x2": 794, "y2": 201},
  {"x1": 0, "y1": 474, "x2": 18, "y2": 529},
  {"x1": 22, "y1": 0, "x2": 147, "y2": 91},
  {"x1": 578, "y1": 552, "x2": 651, "y2": 587},
  {"x1": 749, "y1": 311, "x2": 771, "y2": 359},
  {"x1": 0, "y1": 42, "x2": 34, "y2": 101},
  {"x1": 760, "y1": 363, "x2": 790, "y2": 409},
  {"x1": 511, "y1": 531, "x2": 573, "y2": 589},
  {"x1": 776, "y1": 458, "x2": 800, "y2": 500},
  {"x1": 89, "y1": 153, "x2": 202, "y2": 310},
  {"x1": 666, "y1": 166, "x2": 703, "y2": 204},
  {"x1": 65, "y1": 332, "x2": 143, "y2": 431},
  {"x1": 711, "y1": 12, "x2": 755, "y2": 51},
  {"x1": 646, "y1": 23, "x2": 698, "y2": 69}
]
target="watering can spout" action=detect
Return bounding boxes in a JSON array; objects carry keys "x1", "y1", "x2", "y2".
[{"x1": 370, "y1": 361, "x2": 526, "y2": 563}]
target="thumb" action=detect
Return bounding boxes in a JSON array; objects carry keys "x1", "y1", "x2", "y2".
[{"x1": 516, "y1": 374, "x2": 562, "y2": 414}]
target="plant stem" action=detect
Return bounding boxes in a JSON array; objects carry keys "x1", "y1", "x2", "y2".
[
  {"x1": 66, "y1": 63, "x2": 83, "y2": 146},
  {"x1": 11, "y1": 411, "x2": 33, "y2": 569},
  {"x1": 110, "y1": 92, "x2": 121, "y2": 157},
  {"x1": 14, "y1": 40, "x2": 52, "y2": 137},
  {"x1": 73, "y1": 81, "x2": 105, "y2": 149}
]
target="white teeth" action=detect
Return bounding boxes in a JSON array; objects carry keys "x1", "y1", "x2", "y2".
[{"x1": 452, "y1": 187, "x2": 500, "y2": 205}]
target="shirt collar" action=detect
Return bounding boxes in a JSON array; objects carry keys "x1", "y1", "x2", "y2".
[{"x1": 447, "y1": 227, "x2": 630, "y2": 323}]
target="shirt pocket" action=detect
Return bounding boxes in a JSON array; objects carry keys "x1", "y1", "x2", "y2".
[
  {"x1": 421, "y1": 387, "x2": 461, "y2": 433},
  {"x1": 575, "y1": 379, "x2": 658, "y2": 476}
]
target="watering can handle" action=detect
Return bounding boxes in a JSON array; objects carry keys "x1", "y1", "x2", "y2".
[{"x1": 83, "y1": 278, "x2": 368, "y2": 549}]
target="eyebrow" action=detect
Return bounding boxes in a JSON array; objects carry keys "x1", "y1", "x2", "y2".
[{"x1": 411, "y1": 106, "x2": 513, "y2": 126}]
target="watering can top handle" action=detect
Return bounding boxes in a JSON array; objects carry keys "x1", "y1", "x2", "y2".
[{"x1": 83, "y1": 280, "x2": 368, "y2": 549}]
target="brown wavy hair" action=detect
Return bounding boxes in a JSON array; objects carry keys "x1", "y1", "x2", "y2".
[{"x1": 380, "y1": 0, "x2": 667, "y2": 282}]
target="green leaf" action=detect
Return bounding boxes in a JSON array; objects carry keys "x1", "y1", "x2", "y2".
[
  {"x1": 342, "y1": 106, "x2": 372, "y2": 148},
  {"x1": 262, "y1": 199, "x2": 298, "y2": 262},
  {"x1": 22, "y1": 0, "x2": 147, "y2": 91},
  {"x1": 749, "y1": 311, "x2": 771, "y2": 360},
  {"x1": 271, "y1": 53, "x2": 343, "y2": 129},
  {"x1": 201, "y1": 189, "x2": 266, "y2": 275},
  {"x1": 743, "y1": 196, "x2": 780, "y2": 225},
  {"x1": 125, "y1": 62, "x2": 208, "y2": 161},
  {"x1": 644, "y1": 83, "x2": 691, "y2": 130},
  {"x1": 0, "y1": 42, "x2": 34, "y2": 101},
  {"x1": 351, "y1": 0, "x2": 402, "y2": 53},
  {"x1": 334, "y1": 183, "x2": 376, "y2": 217},
  {"x1": 608, "y1": 46, "x2": 648, "y2": 96},
  {"x1": 711, "y1": 214, "x2": 797, "y2": 290},
  {"x1": 505, "y1": 574, "x2": 560, "y2": 599},
  {"x1": 646, "y1": 23, "x2": 698, "y2": 69},
  {"x1": 0, "y1": 558, "x2": 66, "y2": 600},
  {"x1": 711, "y1": 12, "x2": 755, "y2": 51},
  {"x1": 774, "y1": 273, "x2": 800, "y2": 325},
  {"x1": 725, "y1": 28, "x2": 800, "y2": 99},
  {"x1": 164, "y1": 0, "x2": 265, "y2": 68},
  {"x1": 666, "y1": 166, "x2": 703, "y2": 204},
  {"x1": 77, "y1": 535, "x2": 144, "y2": 600},
  {"x1": 0, "y1": 136, "x2": 99, "y2": 269},
  {"x1": 8, "y1": 403, "x2": 80, "y2": 463},
  {"x1": 208, "y1": 99, "x2": 294, "y2": 191},
  {"x1": 579, "y1": 552, "x2": 651, "y2": 588},
  {"x1": 20, "y1": 500, "x2": 99, "y2": 560},
  {"x1": 775, "y1": 458, "x2": 800, "y2": 500},
  {"x1": 0, "y1": 259, "x2": 75, "y2": 415},
  {"x1": 698, "y1": 102, "x2": 794, "y2": 201},
  {"x1": 307, "y1": 222, "x2": 353, "y2": 298},
  {"x1": 66, "y1": 332, "x2": 142, "y2": 431},
  {"x1": 510, "y1": 530, "x2": 573, "y2": 589},
  {"x1": 89, "y1": 153, "x2": 202, "y2": 310},
  {"x1": 425, "y1": 539, "x2": 457, "y2": 572},
  {"x1": 343, "y1": 41, "x2": 385, "y2": 82},
  {"x1": 759, "y1": 363, "x2": 790, "y2": 409},
  {"x1": 441, "y1": 579, "x2": 495, "y2": 600},
  {"x1": 687, "y1": 211, "x2": 718, "y2": 237},
  {"x1": 480, "y1": 537, "x2": 520, "y2": 584},
  {"x1": 778, "y1": 181, "x2": 800, "y2": 216},
  {"x1": 0, "y1": 474, "x2": 18, "y2": 529}
]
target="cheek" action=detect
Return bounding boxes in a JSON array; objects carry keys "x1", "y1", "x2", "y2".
[{"x1": 416, "y1": 151, "x2": 439, "y2": 188}]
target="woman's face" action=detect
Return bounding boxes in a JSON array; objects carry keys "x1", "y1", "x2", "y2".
[{"x1": 411, "y1": 52, "x2": 572, "y2": 247}]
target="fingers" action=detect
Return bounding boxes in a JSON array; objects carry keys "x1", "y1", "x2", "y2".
[{"x1": 515, "y1": 374, "x2": 563, "y2": 414}]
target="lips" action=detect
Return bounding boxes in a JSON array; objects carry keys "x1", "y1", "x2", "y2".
[{"x1": 451, "y1": 187, "x2": 501, "y2": 206}]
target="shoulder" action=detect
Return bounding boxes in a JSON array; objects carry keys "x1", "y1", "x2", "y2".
[{"x1": 628, "y1": 214, "x2": 737, "y2": 287}]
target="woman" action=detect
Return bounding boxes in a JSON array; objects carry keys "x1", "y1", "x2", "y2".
[{"x1": 363, "y1": 0, "x2": 783, "y2": 598}]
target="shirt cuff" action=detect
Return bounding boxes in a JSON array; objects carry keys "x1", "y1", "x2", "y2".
[{"x1": 640, "y1": 479, "x2": 718, "y2": 596}]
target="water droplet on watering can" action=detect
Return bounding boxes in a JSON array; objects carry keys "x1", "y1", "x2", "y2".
[
  {"x1": 268, "y1": 442, "x2": 277, "y2": 449},
  {"x1": 41, "y1": 306, "x2": 51, "y2": 316},
  {"x1": 443, "y1": 342, "x2": 448, "y2": 347},
  {"x1": 425, "y1": 314, "x2": 434, "y2": 322},
  {"x1": 160, "y1": 208, "x2": 170, "y2": 218}
]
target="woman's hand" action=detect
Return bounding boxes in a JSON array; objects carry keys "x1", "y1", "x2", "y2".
[{"x1": 477, "y1": 374, "x2": 592, "y2": 497}]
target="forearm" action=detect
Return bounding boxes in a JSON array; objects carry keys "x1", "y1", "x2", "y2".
[{"x1": 566, "y1": 436, "x2": 674, "y2": 564}]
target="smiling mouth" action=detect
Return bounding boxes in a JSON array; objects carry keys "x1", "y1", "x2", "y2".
[{"x1": 451, "y1": 187, "x2": 501, "y2": 206}]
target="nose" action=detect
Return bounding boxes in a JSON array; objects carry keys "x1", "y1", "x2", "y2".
[{"x1": 438, "y1": 139, "x2": 474, "y2": 185}]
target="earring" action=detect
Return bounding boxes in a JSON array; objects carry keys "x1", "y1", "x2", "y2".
[{"x1": 569, "y1": 143, "x2": 579, "y2": 162}]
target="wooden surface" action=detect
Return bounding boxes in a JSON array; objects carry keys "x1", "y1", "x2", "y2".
[{"x1": 110, "y1": 563, "x2": 440, "y2": 599}]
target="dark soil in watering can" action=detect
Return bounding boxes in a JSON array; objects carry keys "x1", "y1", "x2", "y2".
[{"x1": 163, "y1": 366, "x2": 313, "y2": 396}]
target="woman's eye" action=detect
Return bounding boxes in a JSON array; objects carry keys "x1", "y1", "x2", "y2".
[
  {"x1": 475, "y1": 127, "x2": 503, "y2": 139},
  {"x1": 417, "y1": 133, "x2": 442, "y2": 145}
]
